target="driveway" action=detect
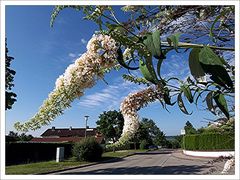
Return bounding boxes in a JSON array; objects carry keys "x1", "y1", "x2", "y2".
[{"x1": 50, "y1": 149, "x2": 234, "y2": 175}]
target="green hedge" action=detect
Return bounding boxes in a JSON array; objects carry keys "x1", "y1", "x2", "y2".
[{"x1": 183, "y1": 133, "x2": 234, "y2": 151}]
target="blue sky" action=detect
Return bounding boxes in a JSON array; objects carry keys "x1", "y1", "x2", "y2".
[{"x1": 5, "y1": 5, "x2": 220, "y2": 137}]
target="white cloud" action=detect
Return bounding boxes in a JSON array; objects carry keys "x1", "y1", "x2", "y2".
[
  {"x1": 68, "y1": 53, "x2": 77, "y2": 58},
  {"x1": 162, "y1": 53, "x2": 190, "y2": 81},
  {"x1": 81, "y1": 38, "x2": 87, "y2": 44},
  {"x1": 78, "y1": 78, "x2": 146, "y2": 110}
]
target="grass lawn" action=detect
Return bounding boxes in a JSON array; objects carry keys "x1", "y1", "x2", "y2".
[
  {"x1": 102, "y1": 149, "x2": 147, "y2": 158},
  {"x1": 6, "y1": 149, "x2": 147, "y2": 175},
  {"x1": 5, "y1": 159, "x2": 89, "y2": 175}
]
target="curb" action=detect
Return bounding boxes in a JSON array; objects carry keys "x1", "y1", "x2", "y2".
[
  {"x1": 171, "y1": 151, "x2": 217, "y2": 162},
  {"x1": 37, "y1": 151, "x2": 147, "y2": 175}
]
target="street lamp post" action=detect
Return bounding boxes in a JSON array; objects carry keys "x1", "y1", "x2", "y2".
[{"x1": 84, "y1": 115, "x2": 89, "y2": 138}]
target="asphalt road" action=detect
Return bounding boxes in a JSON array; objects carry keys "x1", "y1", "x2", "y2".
[{"x1": 51, "y1": 149, "x2": 233, "y2": 175}]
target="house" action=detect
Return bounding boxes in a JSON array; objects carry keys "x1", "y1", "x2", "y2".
[{"x1": 30, "y1": 126, "x2": 104, "y2": 144}]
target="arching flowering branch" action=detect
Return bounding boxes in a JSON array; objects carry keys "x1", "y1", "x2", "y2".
[
  {"x1": 14, "y1": 34, "x2": 118, "y2": 132},
  {"x1": 107, "y1": 86, "x2": 164, "y2": 148}
]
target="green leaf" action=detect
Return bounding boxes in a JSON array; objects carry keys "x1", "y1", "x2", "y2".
[
  {"x1": 210, "y1": 10, "x2": 229, "y2": 43},
  {"x1": 188, "y1": 48, "x2": 205, "y2": 80},
  {"x1": 177, "y1": 93, "x2": 192, "y2": 115},
  {"x1": 139, "y1": 58, "x2": 157, "y2": 84},
  {"x1": 205, "y1": 91, "x2": 216, "y2": 115},
  {"x1": 208, "y1": 67, "x2": 233, "y2": 89},
  {"x1": 167, "y1": 33, "x2": 181, "y2": 51},
  {"x1": 143, "y1": 30, "x2": 162, "y2": 59},
  {"x1": 157, "y1": 58, "x2": 164, "y2": 79},
  {"x1": 199, "y1": 46, "x2": 223, "y2": 66},
  {"x1": 143, "y1": 33, "x2": 156, "y2": 56},
  {"x1": 163, "y1": 88, "x2": 175, "y2": 106},
  {"x1": 181, "y1": 85, "x2": 193, "y2": 103},
  {"x1": 199, "y1": 47, "x2": 233, "y2": 89},
  {"x1": 116, "y1": 48, "x2": 139, "y2": 70},
  {"x1": 145, "y1": 55, "x2": 159, "y2": 81},
  {"x1": 213, "y1": 92, "x2": 229, "y2": 119},
  {"x1": 152, "y1": 30, "x2": 161, "y2": 59}
]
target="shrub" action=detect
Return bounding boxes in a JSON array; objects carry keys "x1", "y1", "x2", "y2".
[
  {"x1": 72, "y1": 137, "x2": 103, "y2": 161},
  {"x1": 183, "y1": 133, "x2": 234, "y2": 151},
  {"x1": 140, "y1": 140, "x2": 148, "y2": 150},
  {"x1": 105, "y1": 142, "x2": 131, "y2": 152}
]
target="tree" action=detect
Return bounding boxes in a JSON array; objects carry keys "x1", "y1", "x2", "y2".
[
  {"x1": 49, "y1": 5, "x2": 234, "y2": 120},
  {"x1": 5, "y1": 39, "x2": 17, "y2": 110},
  {"x1": 96, "y1": 110, "x2": 124, "y2": 143},
  {"x1": 6, "y1": 131, "x2": 33, "y2": 142},
  {"x1": 184, "y1": 121, "x2": 197, "y2": 134},
  {"x1": 134, "y1": 118, "x2": 167, "y2": 147},
  {"x1": 15, "y1": 5, "x2": 235, "y2": 140}
]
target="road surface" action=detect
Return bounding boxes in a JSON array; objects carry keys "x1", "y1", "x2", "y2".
[{"x1": 50, "y1": 149, "x2": 234, "y2": 175}]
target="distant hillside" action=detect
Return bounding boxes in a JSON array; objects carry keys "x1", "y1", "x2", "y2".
[{"x1": 166, "y1": 136, "x2": 178, "y2": 141}]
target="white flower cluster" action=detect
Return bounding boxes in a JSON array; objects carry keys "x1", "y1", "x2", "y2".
[
  {"x1": 14, "y1": 34, "x2": 118, "y2": 132},
  {"x1": 108, "y1": 86, "x2": 163, "y2": 148},
  {"x1": 221, "y1": 156, "x2": 235, "y2": 174}
]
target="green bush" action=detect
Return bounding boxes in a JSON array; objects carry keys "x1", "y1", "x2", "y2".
[
  {"x1": 105, "y1": 142, "x2": 131, "y2": 152},
  {"x1": 72, "y1": 137, "x2": 103, "y2": 161},
  {"x1": 140, "y1": 140, "x2": 148, "y2": 150},
  {"x1": 183, "y1": 133, "x2": 234, "y2": 151}
]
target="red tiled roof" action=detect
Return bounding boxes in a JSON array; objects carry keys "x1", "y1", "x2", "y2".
[
  {"x1": 30, "y1": 137, "x2": 104, "y2": 143},
  {"x1": 41, "y1": 127, "x2": 99, "y2": 137}
]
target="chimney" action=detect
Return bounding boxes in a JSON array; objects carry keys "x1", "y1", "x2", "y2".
[{"x1": 52, "y1": 126, "x2": 55, "y2": 131}]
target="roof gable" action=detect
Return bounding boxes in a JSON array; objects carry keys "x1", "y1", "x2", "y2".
[{"x1": 41, "y1": 127, "x2": 98, "y2": 137}]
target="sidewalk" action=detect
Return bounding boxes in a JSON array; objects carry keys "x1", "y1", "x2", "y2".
[{"x1": 171, "y1": 149, "x2": 235, "y2": 175}]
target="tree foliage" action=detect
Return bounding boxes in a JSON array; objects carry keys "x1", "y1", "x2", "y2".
[
  {"x1": 5, "y1": 39, "x2": 17, "y2": 110},
  {"x1": 96, "y1": 110, "x2": 124, "y2": 142},
  {"x1": 134, "y1": 118, "x2": 167, "y2": 146},
  {"x1": 184, "y1": 121, "x2": 197, "y2": 135},
  {"x1": 72, "y1": 137, "x2": 103, "y2": 161},
  {"x1": 6, "y1": 131, "x2": 33, "y2": 142},
  {"x1": 50, "y1": 5, "x2": 235, "y2": 119}
]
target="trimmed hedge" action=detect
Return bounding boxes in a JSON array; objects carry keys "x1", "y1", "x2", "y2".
[{"x1": 183, "y1": 133, "x2": 234, "y2": 151}]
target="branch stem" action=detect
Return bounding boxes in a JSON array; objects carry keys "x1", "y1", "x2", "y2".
[{"x1": 161, "y1": 42, "x2": 234, "y2": 51}]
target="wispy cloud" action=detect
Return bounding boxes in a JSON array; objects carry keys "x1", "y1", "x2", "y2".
[
  {"x1": 162, "y1": 53, "x2": 190, "y2": 81},
  {"x1": 78, "y1": 78, "x2": 146, "y2": 110},
  {"x1": 68, "y1": 53, "x2": 77, "y2": 58},
  {"x1": 81, "y1": 38, "x2": 87, "y2": 44}
]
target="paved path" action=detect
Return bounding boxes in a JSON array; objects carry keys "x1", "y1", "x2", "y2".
[{"x1": 51, "y1": 149, "x2": 234, "y2": 175}]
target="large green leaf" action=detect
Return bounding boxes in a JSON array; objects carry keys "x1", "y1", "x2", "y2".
[
  {"x1": 208, "y1": 66, "x2": 233, "y2": 89},
  {"x1": 205, "y1": 91, "x2": 216, "y2": 115},
  {"x1": 145, "y1": 55, "x2": 159, "y2": 83},
  {"x1": 213, "y1": 92, "x2": 229, "y2": 119},
  {"x1": 188, "y1": 48, "x2": 205, "y2": 80},
  {"x1": 199, "y1": 47, "x2": 233, "y2": 89},
  {"x1": 152, "y1": 30, "x2": 161, "y2": 59},
  {"x1": 167, "y1": 33, "x2": 181, "y2": 51},
  {"x1": 116, "y1": 48, "x2": 139, "y2": 70},
  {"x1": 181, "y1": 85, "x2": 193, "y2": 103},
  {"x1": 199, "y1": 46, "x2": 223, "y2": 66},
  {"x1": 177, "y1": 93, "x2": 192, "y2": 115},
  {"x1": 143, "y1": 33, "x2": 157, "y2": 57},
  {"x1": 143, "y1": 30, "x2": 162, "y2": 59},
  {"x1": 163, "y1": 88, "x2": 175, "y2": 106},
  {"x1": 139, "y1": 58, "x2": 157, "y2": 84}
]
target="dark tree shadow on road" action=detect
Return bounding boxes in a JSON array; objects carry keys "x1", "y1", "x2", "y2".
[{"x1": 58, "y1": 164, "x2": 212, "y2": 175}]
